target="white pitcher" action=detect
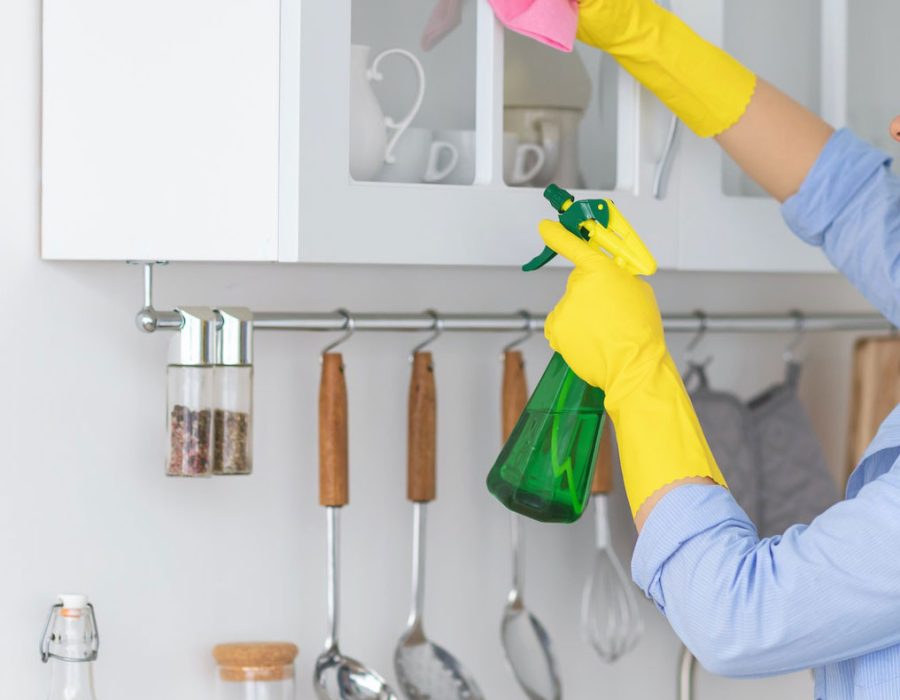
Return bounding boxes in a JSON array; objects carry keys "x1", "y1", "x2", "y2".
[{"x1": 349, "y1": 44, "x2": 426, "y2": 181}]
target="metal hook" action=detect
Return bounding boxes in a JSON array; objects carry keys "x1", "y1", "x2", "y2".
[
  {"x1": 410, "y1": 310, "x2": 442, "y2": 359},
  {"x1": 501, "y1": 310, "x2": 535, "y2": 355},
  {"x1": 685, "y1": 310, "x2": 707, "y2": 355},
  {"x1": 685, "y1": 310, "x2": 713, "y2": 369},
  {"x1": 320, "y1": 309, "x2": 355, "y2": 358},
  {"x1": 783, "y1": 310, "x2": 805, "y2": 363}
]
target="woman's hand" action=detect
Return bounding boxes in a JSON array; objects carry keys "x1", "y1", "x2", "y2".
[
  {"x1": 576, "y1": 0, "x2": 756, "y2": 139},
  {"x1": 540, "y1": 219, "x2": 728, "y2": 519},
  {"x1": 540, "y1": 219, "x2": 667, "y2": 399}
]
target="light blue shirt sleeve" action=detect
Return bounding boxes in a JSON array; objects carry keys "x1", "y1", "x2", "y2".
[
  {"x1": 782, "y1": 128, "x2": 900, "y2": 324},
  {"x1": 632, "y1": 451, "x2": 900, "y2": 678}
]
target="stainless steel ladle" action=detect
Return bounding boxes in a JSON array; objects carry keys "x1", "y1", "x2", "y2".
[
  {"x1": 313, "y1": 337, "x2": 400, "y2": 700},
  {"x1": 502, "y1": 513, "x2": 562, "y2": 700},
  {"x1": 314, "y1": 507, "x2": 400, "y2": 700}
]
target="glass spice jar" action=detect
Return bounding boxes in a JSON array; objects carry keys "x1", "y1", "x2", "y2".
[
  {"x1": 214, "y1": 308, "x2": 253, "y2": 475},
  {"x1": 213, "y1": 642, "x2": 297, "y2": 700},
  {"x1": 167, "y1": 307, "x2": 217, "y2": 477}
]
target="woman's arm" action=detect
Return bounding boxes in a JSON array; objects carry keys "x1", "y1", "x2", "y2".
[
  {"x1": 715, "y1": 79, "x2": 834, "y2": 202},
  {"x1": 634, "y1": 457, "x2": 900, "y2": 676},
  {"x1": 635, "y1": 477, "x2": 712, "y2": 531},
  {"x1": 576, "y1": 0, "x2": 834, "y2": 201}
]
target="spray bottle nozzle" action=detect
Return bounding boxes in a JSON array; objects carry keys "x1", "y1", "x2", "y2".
[
  {"x1": 543, "y1": 184, "x2": 574, "y2": 212},
  {"x1": 523, "y1": 184, "x2": 657, "y2": 277},
  {"x1": 523, "y1": 185, "x2": 610, "y2": 272}
]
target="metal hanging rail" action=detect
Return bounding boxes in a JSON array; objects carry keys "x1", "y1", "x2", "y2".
[
  {"x1": 247, "y1": 310, "x2": 894, "y2": 334},
  {"x1": 137, "y1": 307, "x2": 891, "y2": 336},
  {"x1": 132, "y1": 263, "x2": 891, "y2": 335}
]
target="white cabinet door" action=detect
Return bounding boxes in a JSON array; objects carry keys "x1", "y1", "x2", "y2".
[
  {"x1": 674, "y1": 0, "x2": 841, "y2": 273},
  {"x1": 288, "y1": 0, "x2": 679, "y2": 269},
  {"x1": 42, "y1": 0, "x2": 280, "y2": 261}
]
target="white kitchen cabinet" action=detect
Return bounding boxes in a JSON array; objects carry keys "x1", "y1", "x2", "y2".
[
  {"x1": 43, "y1": 0, "x2": 892, "y2": 272},
  {"x1": 40, "y1": 0, "x2": 677, "y2": 267}
]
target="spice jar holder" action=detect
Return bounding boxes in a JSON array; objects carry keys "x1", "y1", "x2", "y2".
[{"x1": 165, "y1": 303, "x2": 255, "y2": 477}]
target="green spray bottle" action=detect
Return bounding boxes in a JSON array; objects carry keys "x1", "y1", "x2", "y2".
[{"x1": 486, "y1": 185, "x2": 657, "y2": 523}]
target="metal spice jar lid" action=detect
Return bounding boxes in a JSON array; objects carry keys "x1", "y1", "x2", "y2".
[{"x1": 213, "y1": 642, "x2": 298, "y2": 682}]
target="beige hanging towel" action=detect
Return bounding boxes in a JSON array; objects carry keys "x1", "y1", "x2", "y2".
[{"x1": 847, "y1": 336, "x2": 900, "y2": 481}]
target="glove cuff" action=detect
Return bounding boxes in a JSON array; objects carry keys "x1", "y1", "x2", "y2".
[
  {"x1": 577, "y1": 0, "x2": 757, "y2": 138},
  {"x1": 605, "y1": 353, "x2": 728, "y2": 516}
]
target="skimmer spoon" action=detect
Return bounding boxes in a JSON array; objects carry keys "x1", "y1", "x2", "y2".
[
  {"x1": 314, "y1": 353, "x2": 400, "y2": 700},
  {"x1": 394, "y1": 351, "x2": 484, "y2": 700},
  {"x1": 499, "y1": 350, "x2": 562, "y2": 700},
  {"x1": 581, "y1": 428, "x2": 643, "y2": 662}
]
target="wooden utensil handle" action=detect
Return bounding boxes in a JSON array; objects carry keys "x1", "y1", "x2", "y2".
[
  {"x1": 408, "y1": 352, "x2": 436, "y2": 503},
  {"x1": 319, "y1": 353, "x2": 349, "y2": 507},
  {"x1": 502, "y1": 351, "x2": 528, "y2": 442},
  {"x1": 591, "y1": 422, "x2": 614, "y2": 495}
]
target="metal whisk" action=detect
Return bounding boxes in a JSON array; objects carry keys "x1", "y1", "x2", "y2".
[{"x1": 581, "y1": 428, "x2": 643, "y2": 662}]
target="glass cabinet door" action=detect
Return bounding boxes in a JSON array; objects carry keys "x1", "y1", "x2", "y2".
[
  {"x1": 847, "y1": 0, "x2": 900, "y2": 170},
  {"x1": 347, "y1": 0, "x2": 632, "y2": 193},
  {"x1": 721, "y1": 0, "x2": 822, "y2": 198},
  {"x1": 673, "y1": 0, "x2": 835, "y2": 272},
  {"x1": 350, "y1": 0, "x2": 478, "y2": 185},
  {"x1": 293, "y1": 0, "x2": 674, "y2": 267},
  {"x1": 502, "y1": 31, "x2": 620, "y2": 191}
]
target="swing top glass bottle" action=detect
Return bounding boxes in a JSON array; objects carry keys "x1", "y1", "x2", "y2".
[{"x1": 41, "y1": 594, "x2": 100, "y2": 700}]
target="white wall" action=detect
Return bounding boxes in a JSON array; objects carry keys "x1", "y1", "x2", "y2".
[{"x1": 1, "y1": 1, "x2": 878, "y2": 698}]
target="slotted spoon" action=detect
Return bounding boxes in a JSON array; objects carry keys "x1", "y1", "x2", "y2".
[{"x1": 394, "y1": 351, "x2": 484, "y2": 700}]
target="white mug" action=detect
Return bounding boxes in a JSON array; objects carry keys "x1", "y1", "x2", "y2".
[
  {"x1": 504, "y1": 106, "x2": 585, "y2": 189},
  {"x1": 503, "y1": 133, "x2": 546, "y2": 186},
  {"x1": 377, "y1": 127, "x2": 459, "y2": 183},
  {"x1": 432, "y1": 129, "x2": 476, "y2": 185}
]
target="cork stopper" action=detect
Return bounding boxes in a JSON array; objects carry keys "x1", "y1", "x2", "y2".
[{"x1": 213, "y1": 642, "x2": 298, "y2": 682}]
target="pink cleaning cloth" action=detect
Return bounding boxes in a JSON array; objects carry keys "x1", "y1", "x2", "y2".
[{"x1": 487, "y1": 0, "x2": 579, "y2": 52}]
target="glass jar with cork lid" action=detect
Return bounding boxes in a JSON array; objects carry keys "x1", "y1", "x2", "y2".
[{"x1": 213, "y1": 642, "x2": 298, "y2": 700}]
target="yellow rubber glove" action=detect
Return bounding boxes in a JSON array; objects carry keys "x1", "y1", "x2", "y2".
[
  {"x1": 540, "y1": 218, "x2": 727, "y2": 516},
  {"x1": 577, "y1": 0, "x2": 756, "y2": 138}
]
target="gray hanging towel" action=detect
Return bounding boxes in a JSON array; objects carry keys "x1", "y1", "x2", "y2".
[
  {"x1": 748, "y1": 362, "x2": 838, "y2": 538},
  {"x1": 685, "y1": 363, "x2": 762, "y2": 526}
]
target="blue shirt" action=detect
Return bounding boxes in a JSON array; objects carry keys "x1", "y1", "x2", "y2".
[{"x1": 633, "y1": 129, "x2": 900, "y2": 700}]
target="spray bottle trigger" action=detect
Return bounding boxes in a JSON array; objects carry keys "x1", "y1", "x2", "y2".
[{"x1": 523, "y1": 246, "x2": 558, "y2": 271}]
